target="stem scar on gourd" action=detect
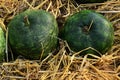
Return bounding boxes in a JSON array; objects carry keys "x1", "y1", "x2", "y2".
[
  {"x1": 82, "y1": 20, "x2": 93, "y2": 34},
  {"x1": 24, "y1": 15, "x2": 30, "y2": 26}
]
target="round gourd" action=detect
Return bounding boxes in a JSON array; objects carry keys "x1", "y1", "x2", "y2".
[
  {"x1": 0, "y1": 27, "x2": 5, "y2": 62},
  {"x1": 60, "y1": 10, "x2": 114, "y2": 56},
  {"x1": 8, "y1": 10, "x2": 58, "y2": 59}
]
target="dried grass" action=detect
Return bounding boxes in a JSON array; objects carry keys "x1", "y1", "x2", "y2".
[{"x1": 0, "y1": 0, "x2": 120, "y2": 80}]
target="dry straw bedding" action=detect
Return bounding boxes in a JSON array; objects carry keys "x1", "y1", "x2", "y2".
[{"x1": 0, "y1": 0, "x2": 120, "y2": 80}]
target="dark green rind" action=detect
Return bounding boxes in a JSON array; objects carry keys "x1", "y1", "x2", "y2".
[
  {"x1": 8, "y1": 10, "x2": 58, "y2": 59},
  {"x1": 60, "y1": 10, "x2": 114, "y2": 56},
  {"x1": 0, "y1": 27, "x2": 5, "y2": 62}
]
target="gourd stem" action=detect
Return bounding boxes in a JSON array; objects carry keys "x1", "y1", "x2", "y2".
[
  {"x1": 24, "y1": 15, "x2": 30, "y2": 26},
  {"x1": 83, "y1": 20, "x2": 93, "y2": 33},
  {"x1": 88, "y1": 20, "x2": 93, "y2": 31}
]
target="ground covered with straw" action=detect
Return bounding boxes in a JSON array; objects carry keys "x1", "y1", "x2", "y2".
[{"x1": 0, "y1": 0, "x2": 120, "y2": 80}]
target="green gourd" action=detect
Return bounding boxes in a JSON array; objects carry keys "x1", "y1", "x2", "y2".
[
  {"x1": 8, "y1": 10, "x2": 58, "y2": 59},
  {"x1": 60, "y1": 10, "x2": 114, "y2": 56},
  {"x1": 0, "y1": 27, "x2": 5, "y2": 61}
]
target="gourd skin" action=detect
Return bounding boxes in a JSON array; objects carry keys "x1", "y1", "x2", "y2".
[
  {"x1": 60, "y1": 10, "x2": 114, "y2": 56},
  {"x1": 0, "y1": 27, "x2": 5, "y2": 61},
  {"x1": 8, "y1": 10, "x2": 58, "y2": 59}
]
